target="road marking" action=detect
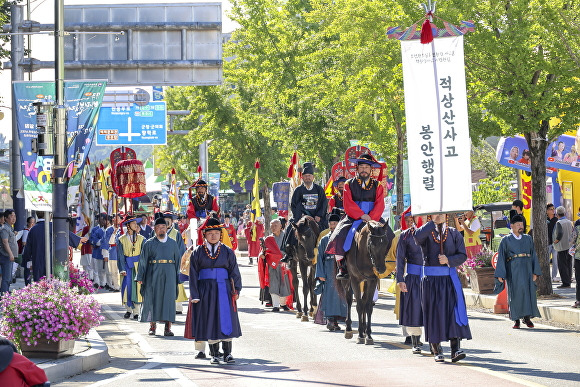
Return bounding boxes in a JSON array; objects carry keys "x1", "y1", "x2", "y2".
[
  {"x1": 93, "y1": 304, "x2": 197, "y2": 386},
  {"x1": 457, "y1": 362, "x2": 547, "y2": 387}
]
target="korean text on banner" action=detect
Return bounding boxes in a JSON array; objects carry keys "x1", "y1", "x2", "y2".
[
  {"x1": 13, "y1": 81, "x2": 107, "y2": 212},
  {"x1": 401, "y1": 37, "x2": 472, "y2": 215}
]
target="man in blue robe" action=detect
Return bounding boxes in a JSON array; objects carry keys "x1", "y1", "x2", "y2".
[
  {"x1": 189, "y1": 218, "x2": 242, "y2": 365},
  {"x1": 118, "y1": 215, "x2": 145, "y2": 320},
  {"x1": 315, "y1": 213, "x2": 347, "y2": 331},
  {"x1": 495, "y1": 214, "x2": 541, "y2": 328},
  {"x1": 414, "y1": 214, "x2": 471, "y2": 363},
  {"x1": 22, "y1": 213, "x2": 86, "y2": 282},
  {"x1": 396, "y1": 210, "x2": 424, "y2": 354},
  {"x1": 89, "y1": 214, "x2": 108, "y2": 289},
  {"x1": 136, "y1": 217, "x2": 181, "y2": 336}
]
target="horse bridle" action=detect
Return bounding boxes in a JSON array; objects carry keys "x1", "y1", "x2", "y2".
[{"x1": 367, "y1": 232, "x2": 387, "y2": 270}]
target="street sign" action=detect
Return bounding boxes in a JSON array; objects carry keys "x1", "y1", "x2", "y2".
[{"x1": 96, "y1": 102, "x2": 167, "y2": 146}]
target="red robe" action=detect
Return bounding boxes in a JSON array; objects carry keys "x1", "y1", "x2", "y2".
[
  {"x1": 258, "y1": 235, "x2": 294, "y2": 308},
  {"x1": 244, "y1": 222, "x2": 264, "y2": 257},
  {"x1": 343, "y1": 180, "x2": 385, "y2": 221},
  {"x1": 224, "y1": 223, "x2": 238, "y2": 250}
]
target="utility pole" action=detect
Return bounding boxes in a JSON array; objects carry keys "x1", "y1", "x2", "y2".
[
  {"x1": 52, "y1": 0, "x2": 69, "y2": 279},
  {"x1": 10, "y1": 4, "x2": 25, "y2": 231}
]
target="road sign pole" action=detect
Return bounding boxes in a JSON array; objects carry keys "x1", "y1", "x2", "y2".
[{"x1": 52, "y1": 0, "x2": 69, "y2": 280}]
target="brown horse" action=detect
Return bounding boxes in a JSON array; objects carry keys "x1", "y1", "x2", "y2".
[
  {"x1": 340, "y1": 220, "x2": 395, "y2": 344},
  {"x1": 287, "y1": 216, "x2": 320, "y2": 322}
]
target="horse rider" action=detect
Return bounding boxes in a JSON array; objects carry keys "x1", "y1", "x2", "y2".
[
  {"x1": 414, "y1": 214, "x2": 471, "y2": 363},
  {"x1": 187, "y1": 178, "x2": 220, "y2": 221},
  {"x1": 325, "y1": 154, "x2": 385, "y2": 280},
  {"x1": 281, "y1": 162, "x2": 328, "y2": 261},
  {"x1": 328, "y1": 176, "x2": 347, "y2": 216}
]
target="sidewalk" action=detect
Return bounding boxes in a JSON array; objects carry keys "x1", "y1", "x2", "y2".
[
  {"x1": 379, "y1": 277, "x2": 580, "y2": 328},
  {"x1": 7, "y1": 276, "x2": 110, "y2": 383}
]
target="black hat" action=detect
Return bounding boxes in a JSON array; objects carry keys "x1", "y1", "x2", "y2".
[
  {"x1": 203, "y1": 217, "x2": 224, "y2": 232},
  {"x1": 349, "y1": 153, "x2": 381, "y2": 168},
  {"x1": 154, "y1": 212, "x2": 164, "y2": 220},
  {"x1": 163, "y1": 211, "x2": 177, "y2": 219},
  {"x1": 123, "y1": 214, "x2": 142, "y2": 225},
  {"x1": 329, "y1": 213, "x2": 341, "y2": 222},
  {"x1": 302, "y1": 162, "x2": 314, "y2": 175},
  {"x1": 192, "y1": 179, "x2": 208, "y2": 188},
  {"x1": 333, "y1": 176, "x2": 347, "y2": 186},
  {"x1": 154, "y1": 217, "x2": 168, "y2": 226},
  {"x1": 511, "y1": 214, "x2": 525, "y2": 224}
]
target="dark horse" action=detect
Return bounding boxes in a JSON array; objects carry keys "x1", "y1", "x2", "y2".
[
  {"x1": 287, "y1": 215, "x2": 320, "y2": 322},
  {"x1": 340, "y1": 220, "x2": 394, "y2": 344}
]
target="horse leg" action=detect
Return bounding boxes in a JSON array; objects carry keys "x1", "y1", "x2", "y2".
[
  {"x1": 300, "y1": 261, "x2": 309, "y2": 321},
  {"x1": 344, "y1": 281, "x2": 354, "y2": 339},
  {"x1": 365, "y1": 280, "x2": 376, "y2": 345},
  {"x1": 309, "y1": 264, "x2": 317, "y2": 317},
  {"x1": 291, "y1": 263, "x2": 302, "y2": 318},
  {"x1": 354, "y1": 281, "x2": 366, "y2": 344}
]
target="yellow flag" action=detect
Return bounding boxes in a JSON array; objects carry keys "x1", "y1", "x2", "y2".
[{"x1": 251, "y1": 162, "x2": 261, "y2": 241}]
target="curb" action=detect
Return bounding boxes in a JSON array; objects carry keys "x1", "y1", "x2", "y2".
[
  {"x1": 379, "y1": 278, "x2": 580, "y2": 327},
  {"x1": 34, "y1": 328, "x2": 110, "y2": 383}
]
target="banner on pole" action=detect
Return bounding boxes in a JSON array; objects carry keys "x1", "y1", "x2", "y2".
[
  {"x1": 401, "y1": 37, "x2": 472, "y2": 215},
  {"x1": 13, "y1": 80, "x2": 107, "y2": 211}
]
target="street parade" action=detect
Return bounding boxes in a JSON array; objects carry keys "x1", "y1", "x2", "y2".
[{"x1": 0, "y1": 0, "x2": 579, "y2": 386}]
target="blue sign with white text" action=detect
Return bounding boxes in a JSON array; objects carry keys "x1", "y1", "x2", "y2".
[{"x1": 96, "y1": 102, "x2": 167, "y2": 145}]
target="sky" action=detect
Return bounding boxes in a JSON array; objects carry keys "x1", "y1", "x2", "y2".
[{"x1": 0, "y1": 0, "x2": 236, "y2": 141}]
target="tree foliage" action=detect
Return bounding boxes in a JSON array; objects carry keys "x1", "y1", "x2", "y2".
[{"x1": 472, "y1": 166, "x2": 515, "y2": 206}]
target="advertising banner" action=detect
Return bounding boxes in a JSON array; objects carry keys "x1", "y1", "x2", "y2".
[
  {"x1": 401, "y1": 36, "x2": 472, "y2": 215},
  {"x1": 13, "y1": 80, "x2": 107, "y2": 211},
  {"x1": 272, "y1": 181, "x2": 290, "y2": 212}
]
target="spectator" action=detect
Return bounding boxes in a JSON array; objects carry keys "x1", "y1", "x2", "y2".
[
  {"x1": 553, "y1": 206, "x2": 574, "y2": 288},
  {"x1": 456, "y1": 210, "x2": 482, "y2": 259},
  {"x1": 547, "y1": 204, "x2": 559, "y2": 282},
  {"x1": 0, "y1": 210, "x2": 17, "y2": 295},
  {"x1": 510, "y1": 199, "x2": 526, "y2": 232},
  {"x1": 89, "y1": 214, "x2": 108, "y2": 289},
  {"x1": 20, "y1": 216, "x2": 36, "y2": 285},
  {"x1": 0, "y1": 338, "x2": 48, "y2": 386},
  {"x1": 570, "y1": 216, "x2": 580, "y2": 308}
]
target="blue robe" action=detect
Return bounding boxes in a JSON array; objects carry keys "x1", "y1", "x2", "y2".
[
  {"x1": 396, "y1": 228, "x2": 423, "y2": 327},
  {"x1": 414, "y1": 221, "x2": 472, "y2": 343},
  {"x1": 136, "y1": 237, "x2": 181, "y2": 322},
  {"x1": 21, "y1": 220, "x2": 82, "y2": 282},
  {"x1": 315, "y1": 234, "x2": 347, "y2": 320},
  {"x1": 139, "y1": 224, "x2": 153, "y2": 240},
  {"x1": 495, "y1": 233, "x2": 542, "y2": 320},
  {"x1": 189, "y1": 243, "x2": 242, "y2": 341},
  {"x1": 89, "y1": 226, "x2": 105, "y2": 260},
  {"x1": 117, "y1": 232, "x2": 145, "y2": 308},
  {"x1": 104, "y1": 226, "x2": 118, "y2": 262}
]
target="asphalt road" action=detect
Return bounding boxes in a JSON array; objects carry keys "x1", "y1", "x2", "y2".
[{"x1": 55, "y1": 261, "x2": 580, "y2": 387}]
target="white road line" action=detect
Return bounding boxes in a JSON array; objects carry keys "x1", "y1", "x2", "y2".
[{"x1": 458, "y1": 362, "x2": 547, "y2": 387}]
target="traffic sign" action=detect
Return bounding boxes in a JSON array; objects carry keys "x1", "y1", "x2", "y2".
[{"x1": 96, "y1": 102, "x2": 167, "y2": 145}]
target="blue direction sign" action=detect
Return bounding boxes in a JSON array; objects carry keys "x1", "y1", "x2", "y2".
[{"x1": 96, "y1": 102, "x2": 167, "y2": 145}]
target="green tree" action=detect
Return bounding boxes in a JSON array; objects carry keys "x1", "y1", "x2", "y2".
[{"x1": 472, "y1": 167, "x2": 515, "y2": 206}]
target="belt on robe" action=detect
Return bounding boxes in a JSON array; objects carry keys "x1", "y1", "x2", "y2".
[
  {"x1": 507, "y1": 253, "x2": 530, "y2": 263},
  {"x1": 150, "y1": 259, "x2": 174, "y2": 264},
  {"x1": 423, "y1": 266, "x2": 468, "y2": 327},
  {"x1": 198, "y1": 268, "x2": 233, "y2": 335},
  {"x1": 406, "y1": 263, "x2": 423, "y2": 277},
  {"x1": 122, "y1": 255, "x2": 140, "y2": 308},
  {"x1": 343, "y1": 201, "x2": 374, "y2": 252}
]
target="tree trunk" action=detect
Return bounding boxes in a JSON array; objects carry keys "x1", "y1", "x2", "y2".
[
  {"x1": 263, "y1": 183, "x2": 271, "y2": 236},
  {"x1": 524, "y1": 125, "x2": 552, "y2": 296},
  {"x1": 395, "y1": 120, "x2": 405, "y2": 218}
]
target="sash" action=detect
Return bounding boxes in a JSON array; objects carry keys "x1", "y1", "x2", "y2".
[
  {"x1": 406, "y1": 263, "x2": 423, "y2": 277},
  {"x1": 122, "y1": 255, "x2": 140, "y2": 308},
  {"x1": 198, "y1": 268, "x2": 233, "y2": 335},
  {"x1": 423, "y1": 266, "x2": 468, "y2": 326},
  {"x1": 343, "y1": 201, "x2": 374, "y2": 252}
]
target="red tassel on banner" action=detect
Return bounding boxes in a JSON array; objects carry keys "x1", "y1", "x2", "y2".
[
  {"x1": 196, "y1": 165, "x2": 202, "y2": 179},
  {"x1": 420, "y1": 19, "x2": 434, "y2": 44},
  {"x1": 255, "y1": 160, "x2": 260, "y2": 169},
  {"x1": 171, "y1": 168, "x2": 176, "y2": 174},
  {"x1": 291, "y1": 151, "x2": 297, "y2": 164},
  {"x1": 287, "y1": 164, "x2": 294, "y2": 178}
]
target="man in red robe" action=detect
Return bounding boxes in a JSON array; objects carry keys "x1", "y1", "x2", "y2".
[
  {"x1": 245, "y1": 218, "x2": 264, "y2": 265},
  {"x1": 224, "y1": 214, "x2": 238, "y2": 250},
  {"x1": 326, "y1": 154, "x2": 385, "y2": 279}
]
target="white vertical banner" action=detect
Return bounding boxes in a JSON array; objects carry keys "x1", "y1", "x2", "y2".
[{"x1": 401, "y1": 36, "x2": 472, "y2": 215}]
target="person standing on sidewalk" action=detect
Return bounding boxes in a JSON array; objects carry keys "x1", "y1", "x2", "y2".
[
  {"x1": 495, "y1": 214, "x2": 542, "y2": 328},
  {"x1": 90, "y1": 213, "x2": 108, "y2": 289},
  {"x1": 553, "y1": 206, "x2": 574, "y2": 288},
  {"x1": 104, "y1": 214, "x2": 122, "y2": 292},
  {"x1": 569, "y1": 216, "x2": 580, "y2": 308},
  {"x1": 0, "y1": 210, "x2": 17, "y2": 295},
  {"x1": 546, "y1": 204, "x2": 559, "y2": 282}
]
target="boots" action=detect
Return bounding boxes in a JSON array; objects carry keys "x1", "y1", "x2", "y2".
[
  {"x1": 148, "y1": 322, "x2": 156, "y2": 336},
  {"x1": 411, "y1": 335, "x2": 422, "y2": 354},
  {"x1": 222, "y1": 341, "x2": 235, "y2": 364},
  {"x1": 209, "y1": 343, "x2": 221, "y2": 364},
  {"x1": 431, "y1": 343, "x2": 444, "y2": 362},
  {"x1": 336, "y1": 258, "x2": 349, "y2": 280},
  {"x1": 450, "y1": 338, "x2": 466, "y2": 362},
  {"x1": 164, "y1": 322, "x2": 174, "y2": 336}
]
